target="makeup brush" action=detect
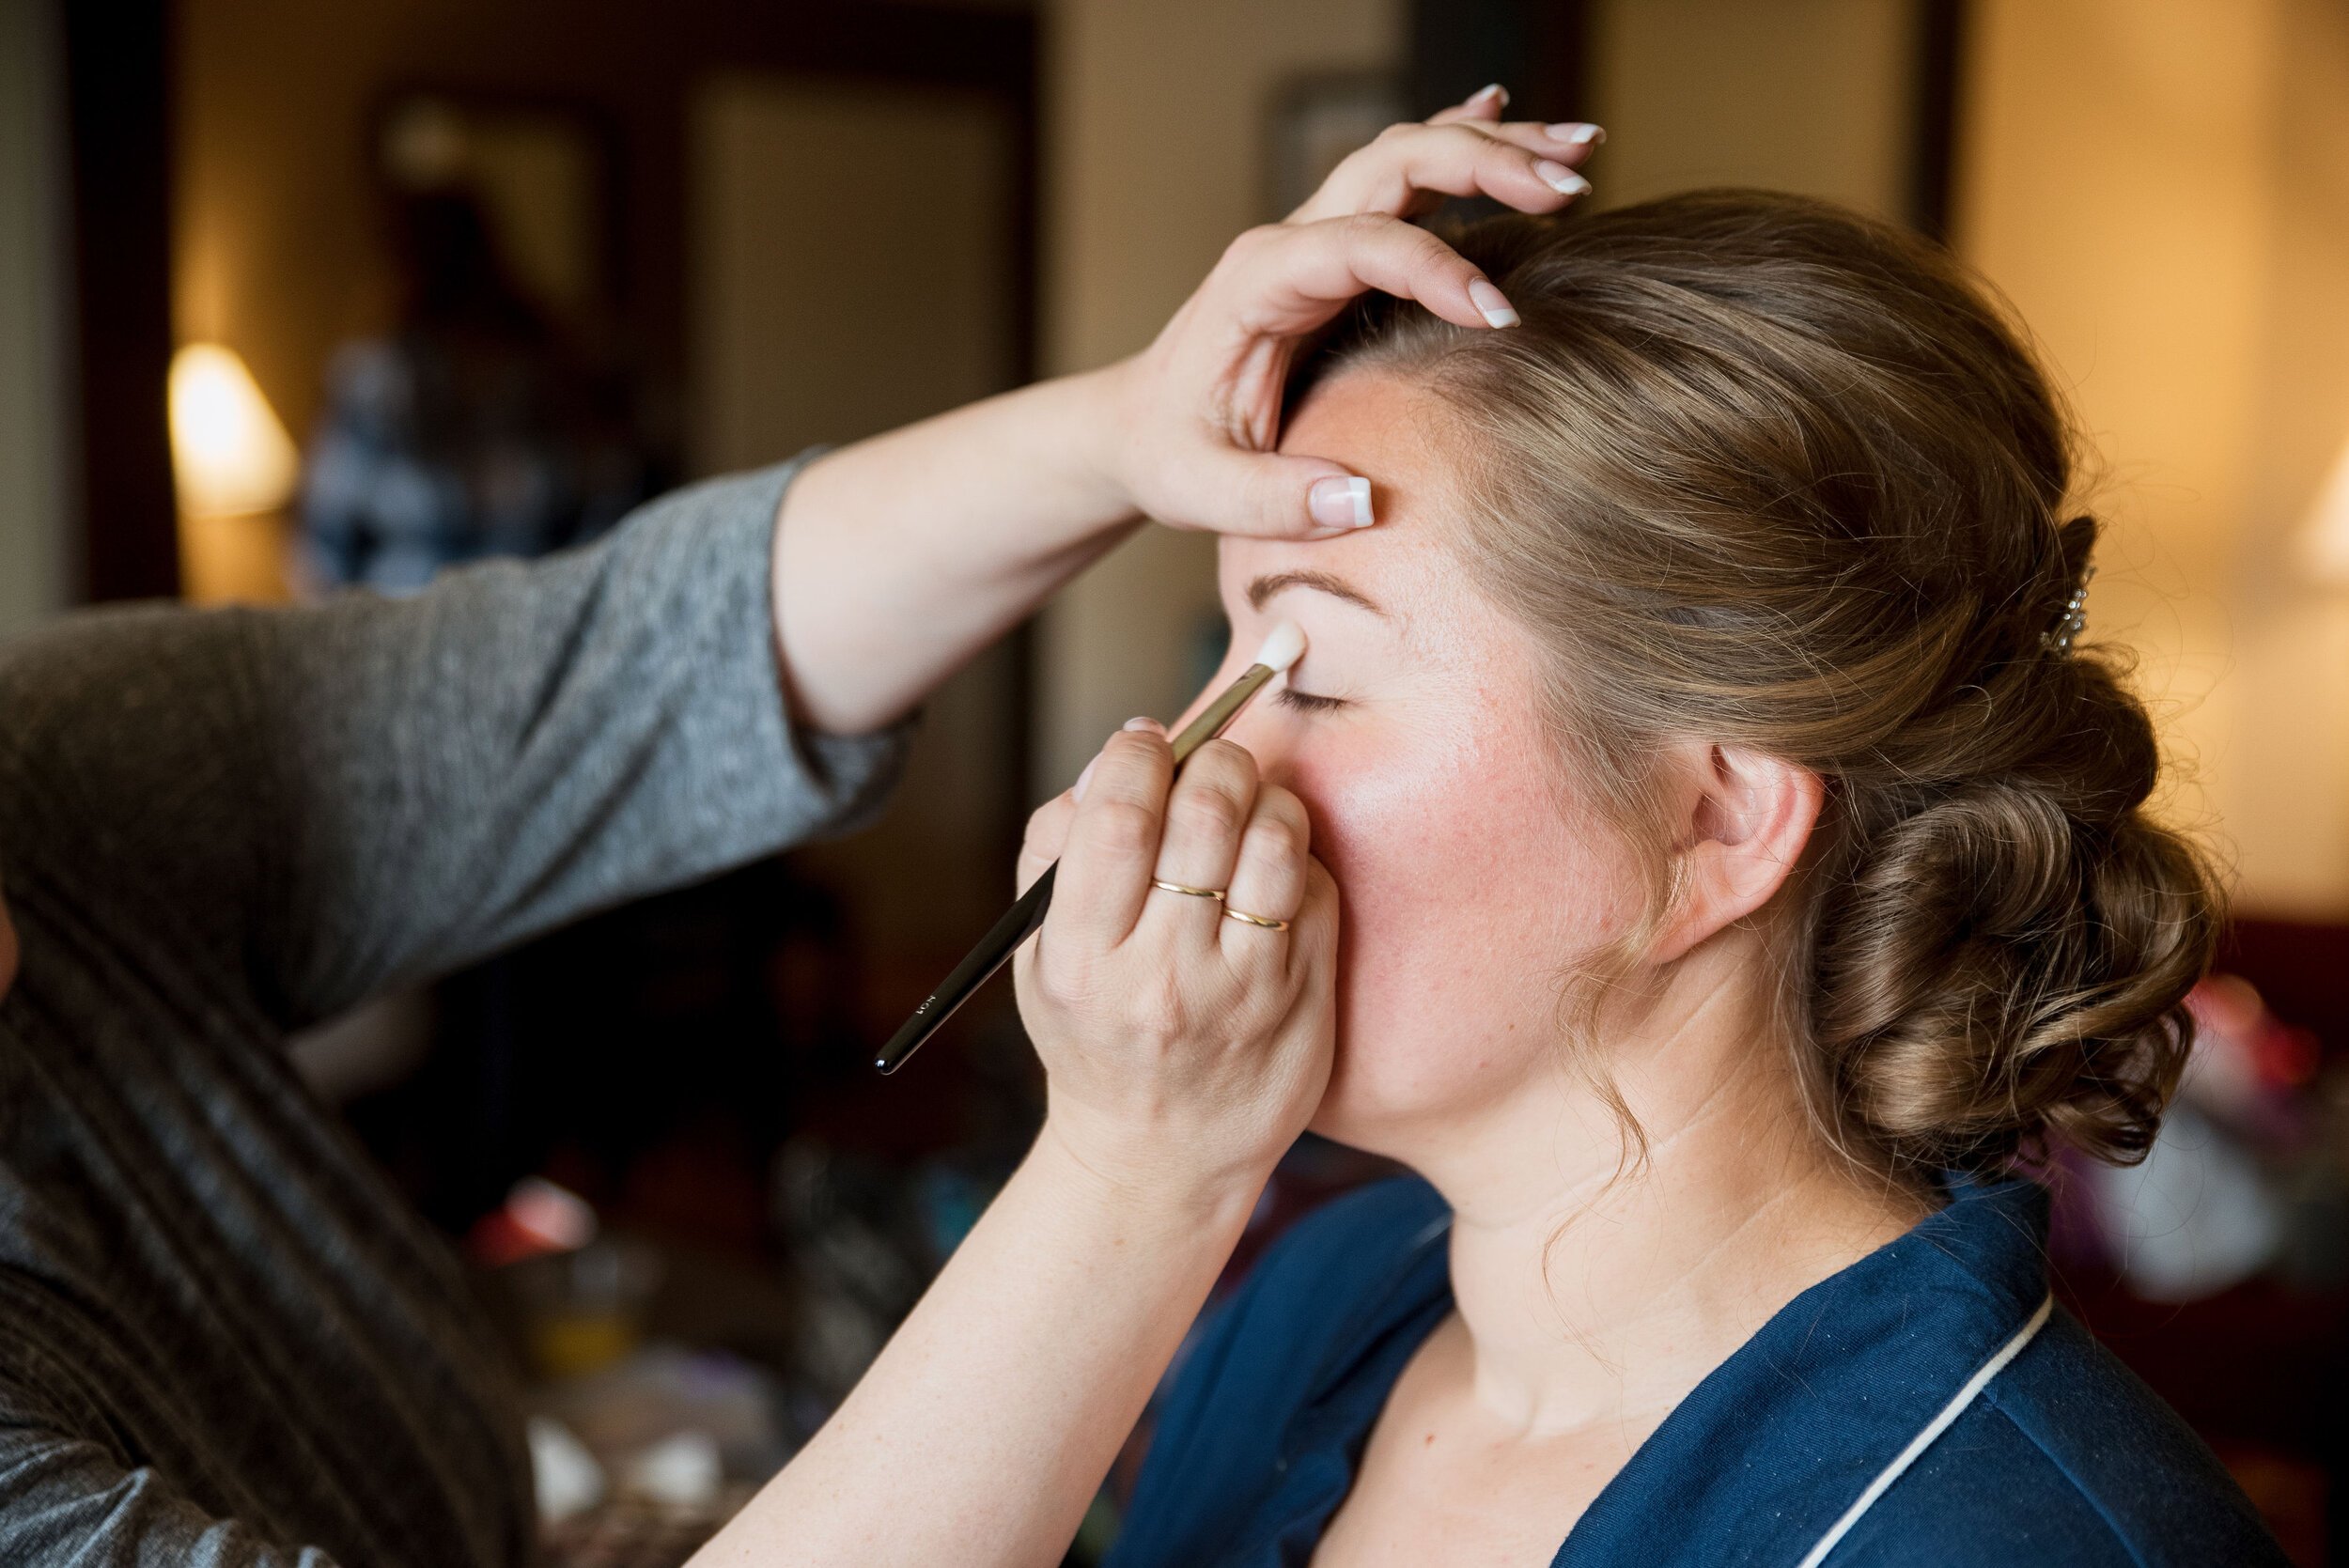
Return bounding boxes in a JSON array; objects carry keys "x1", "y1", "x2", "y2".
[{"x1": 874, "y1": 620, "x2": 1309, "y2": 1075}]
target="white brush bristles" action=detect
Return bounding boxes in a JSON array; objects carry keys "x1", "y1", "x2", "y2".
[{"x1": 1252, "y1": 620, "x2": 1307, "y2": 674}]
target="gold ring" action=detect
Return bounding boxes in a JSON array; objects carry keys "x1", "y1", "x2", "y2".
[
  {"x1": 1222, "y1": 906, "x2": 1292, "y2": 932},
  {"x1": 1151, "y1": 878, "x2": 1226, "y2": 901}
]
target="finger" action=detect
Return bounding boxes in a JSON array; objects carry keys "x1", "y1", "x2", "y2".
[
  {"x1": 1474, "y1": 119, "x2": 1607, "y2": 161},
  {"x1": 1219, "y1": 784, "x2": 1313, "y2": 965},
  {"x1": 1285, "y1": 857, "x2": 1342, "y2": 984},
  {"x1": 1386, "y1": 121, "x2": 1604, "y2": 222},
  {"x1": 1222, "y1": 212, "x2": 1518, "y2": 336},
  {"x1": 1018, "y1": 790, "x2": 1077, "y2": 894},
  {"x1": 1292, "y1": 121, "x2": 1591, "y2": 225},
  {"x1": 1144, "y1": 739, "x2": 1260, "y2": 941},
  {"x1": 1429, "y1": 82, "x2": 1507, "y2": 125},
  {"x1": 1053, "y1": 725, "x2": 1173, "y2": 945},
  {"x1": 1540, "y1": 119, "x2": 1607, "y2": 154},
  {"x1": 1148, "y1": 445, "x2": 1376, "y2": 539},
  {"x1": 1412, "y1": 114, "x2": 1603, "y2": 166}
]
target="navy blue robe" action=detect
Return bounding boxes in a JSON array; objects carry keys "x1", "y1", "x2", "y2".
[{"x1": 1107, "y1": 1175, "x2": 2286, "y2": 1566}]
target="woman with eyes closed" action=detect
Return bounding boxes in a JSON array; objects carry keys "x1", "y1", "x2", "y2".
[{"x1": 696, "y1": 143, "x2": 2290, "y2": 1568}]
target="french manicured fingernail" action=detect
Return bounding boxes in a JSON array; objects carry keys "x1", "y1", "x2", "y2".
[
  {"x1": 1548, "y1": 122, "x2": 1606, "y2": 146},
  {"x1": 1534, "y1": 159, "x2": 1593, "y2": 196},
  {"x1": 1467, "y1": 83, "x2": 1508, "y2": 108},
  {"x1": 1468, "y1": 278, "x2": 1520, "y2": 328},
  {"x1": 1123, "y1": 716, "x2": 1165, "y2": 735},
  {"x1": 1074, "y1": 757, "x2": 1097, "y2": 800},
  {"x1": 1309, "y1": 474, "x2": 1375, "y2": 528}
]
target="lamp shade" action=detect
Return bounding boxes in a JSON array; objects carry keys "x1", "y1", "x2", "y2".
[
  {"x1": 168, "y1": 344, "x2": 300, "y2": 520},
  {"x1": 2299, "y1": 430, "x2": 2349, "y2": 587}
]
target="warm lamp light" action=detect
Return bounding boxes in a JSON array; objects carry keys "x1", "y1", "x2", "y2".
[
  {"x1": 2298, "y1": 431, "x2": 2349, "y2": 586},
  {"x1": 168, "y1": 344, "x2": 299, "y2": 520}
]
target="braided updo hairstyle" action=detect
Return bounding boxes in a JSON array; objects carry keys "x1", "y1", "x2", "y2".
[{"x1": 1303, "y1": 190, "x2": 2221, "y2": 1181}]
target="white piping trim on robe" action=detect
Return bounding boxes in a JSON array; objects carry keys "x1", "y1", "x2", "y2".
[{"x1": 1794, "y1": 1292, "x2": 2055, "y2": 1568}]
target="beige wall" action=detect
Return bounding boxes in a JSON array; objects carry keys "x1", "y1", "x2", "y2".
[
  {"x1": 691, "y1": 75, "x2": 1026, "y2": 956},
  {"x1": 691, "y1": 79, "x2": 1017, "y2": 476},
  {"x1": 174, "y1": 0, "x2": 402, "y2": 445},
  {"x1": 1956, "y1": 0, "x2": 2349, "y2": 918},
  {"x1": 1032, "y1": 0, "x2": 1406, "y2": 790},
  {"x1": 0, "y1": 0, "x2": 70, "y2": 635},
  {"x1": 1586, "y1": 0, "x2": 1921, "y2": 221}
]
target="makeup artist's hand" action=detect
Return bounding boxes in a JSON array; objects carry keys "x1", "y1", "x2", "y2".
[
  {"x1": 1097, "y1": 84, "x2": 1600, "y2": 538},
  {"x1": 771, "y1": 89, "x2": 1599, "y2": 735},
  {"x1": 701, "y1": 722, "x2": 1336, "y2": 1568},
  {"x1": 1013, "y1": 722, "x2": 1339, "y2": 1205}
]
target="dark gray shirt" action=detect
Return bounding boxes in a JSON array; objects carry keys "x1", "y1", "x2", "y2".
[{"x1": 0, "y1": 462, "x2": 904, "y2": 1566}]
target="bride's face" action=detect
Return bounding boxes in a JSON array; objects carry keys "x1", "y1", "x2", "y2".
[{"x1": 1188, "y1": 373, "x2": 1649, "y2": 1155}]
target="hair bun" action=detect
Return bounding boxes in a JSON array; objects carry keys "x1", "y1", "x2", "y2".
[{"x1": 1812, "y1": 770, "x2": 2217, "y2": 1173}]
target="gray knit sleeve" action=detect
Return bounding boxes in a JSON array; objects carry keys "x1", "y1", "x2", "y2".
[
  {"x1": 0, "y1": 1412, "x2": 337, "y2": 1567},
  {"x1": 0, "y1": 458, "x2": 907, "y2": 1031}
]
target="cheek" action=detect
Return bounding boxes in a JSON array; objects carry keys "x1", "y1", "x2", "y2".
[{"x1": 1286, "y1": 721, "x2": 1645, "y2": 1137}]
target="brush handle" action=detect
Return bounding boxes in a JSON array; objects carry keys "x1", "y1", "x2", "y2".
[
  {"x1": 872, "y1": 661, "x2": 1278, "y2": 1075},
  {"x1": 1163, "y1": 661, "x2": 1273, "y2": 764},
  {"x1": 873, "y1": 865, "x2": 1055, "y2": 1073}
]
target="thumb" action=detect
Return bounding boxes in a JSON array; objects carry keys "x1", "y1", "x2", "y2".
[{"x1": 1160, "y1": 446, "x2": 1376, "y2": 538}]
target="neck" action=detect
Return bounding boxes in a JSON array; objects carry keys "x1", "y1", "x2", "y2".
[{"x1": 1401, "y1": 935, "x2": 1928, "y2": 1438}]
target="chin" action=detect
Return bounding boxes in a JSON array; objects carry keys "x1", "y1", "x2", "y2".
[
  {"x1": 1303, "y1": 947, "x2": 1540, "y2": 1162},
  {"x1": 1303, "y1": 1072, "x2": 1373, "y2": 1151},
  {"x1": 1301, "y1": 1028, "x2": 1467, "y2": 1166}
]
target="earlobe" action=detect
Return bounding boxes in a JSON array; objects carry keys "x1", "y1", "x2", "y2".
[{"x1": 1651, "y1": 744, "x2": 1824, "y2": 964}]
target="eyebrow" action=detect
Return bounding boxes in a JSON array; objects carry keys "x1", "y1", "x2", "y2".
[{"x1": 1246, "y1": 569, "x2": 1388, "y2": 617}]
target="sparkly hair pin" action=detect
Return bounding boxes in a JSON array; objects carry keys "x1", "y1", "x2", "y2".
[{"x1": 2043, "y1": 565, "x2": 2095, "y2": 655}]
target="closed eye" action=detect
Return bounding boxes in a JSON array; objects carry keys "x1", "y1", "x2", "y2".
[{"x1": 1276, "y1": 687, "x2": 1347, "y2": 715}]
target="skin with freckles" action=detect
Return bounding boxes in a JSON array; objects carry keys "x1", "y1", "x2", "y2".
[
  {"x1": 1171, "y1": 372, "x2": 1931, "y2": 1567},
  {"x1": 1190, "y1": 389, "x2": 1645, "y2": 1163}
]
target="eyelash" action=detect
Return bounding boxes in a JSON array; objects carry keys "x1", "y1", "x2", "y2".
[{"x1": 1275, "y1": 688, "x2": 1347, "y2": 715}]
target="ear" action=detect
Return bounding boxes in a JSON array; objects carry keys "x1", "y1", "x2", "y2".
[{"x1": 1649, "y1": 742, "x2": 1824, "y2": 965}]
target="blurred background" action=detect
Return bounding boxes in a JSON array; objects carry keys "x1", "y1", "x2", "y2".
[{"x1": 4, "y1": 0, "x2": 2349, "y2": 1562}]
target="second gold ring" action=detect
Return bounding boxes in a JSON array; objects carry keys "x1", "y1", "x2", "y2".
[{"x1": 1151, "y1": 878, "x2": 1226, "y2": 902}]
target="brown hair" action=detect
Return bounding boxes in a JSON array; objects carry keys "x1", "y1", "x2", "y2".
[{"x1": 1302, "y1": 190, "x2": 2222, "y2": 1181}]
